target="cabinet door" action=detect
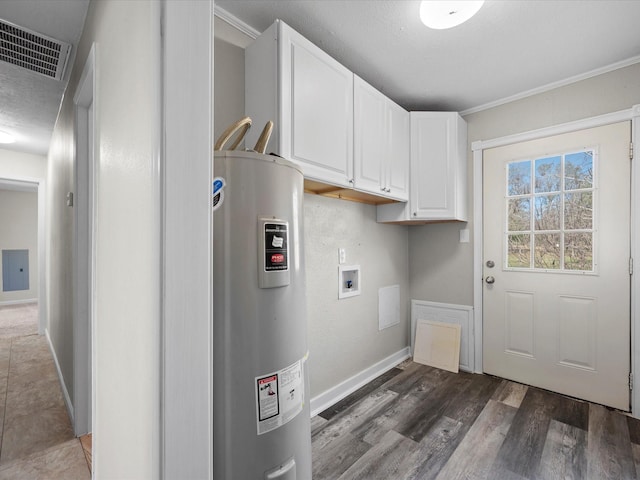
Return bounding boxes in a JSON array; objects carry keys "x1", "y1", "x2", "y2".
[
  {"x1": 386, "y1": 101, "x2": 409, "y2": 201},
  {"x1": 279, "y1": 23, "x2": 353, "y2": 187},
  {"x1": 411, "y1": 112, "x2": 464, "y2": 220},
  {"x1": 353, "y1": 75, "x2": 385, "y2": 195}
]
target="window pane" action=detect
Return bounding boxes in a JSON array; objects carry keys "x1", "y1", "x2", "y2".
[
  {"x1": 565, "y1": 192, "x2": 593, "y2": 230},
  {"x1": 508, "y1": 234, "x2": 531, "y2": 268},
  {"x1": 535, "y1": 156, "x2": 561, "y2": 193},
  {"x1": 508, "y1": 160, "x2": 531, "y2": 196},
  {"x1": 564, "y1": 232, "x2": 593, "y2": 271},
  {"x1": 508, "y1": 198, "x2": 531, "y2": 231},
  {"x1": 565, "y1": 151, "x2": 593, "y2": 190},
  {"x1": 534, "y1": 233, "x2": 561, "y2": 269},
  {"x1": 534, "y1": 194, "x2": 561, "y2": 230}
]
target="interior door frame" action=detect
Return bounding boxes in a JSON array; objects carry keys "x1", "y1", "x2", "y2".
[
  {"x1": 472, "y1": 104, "x2": 640, "y2": 416},
  {"x1": 73, "y1": 43, "x2": 97, "y2": 437},
  {"x1": 161, "y1": 1, "x2": 214, "y2": 478},
  {"x1": 0, "y1": 176, "x2": 46, "y2": 333}
]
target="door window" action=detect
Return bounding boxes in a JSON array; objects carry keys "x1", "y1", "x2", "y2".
[{"x1": 505, "y1": 149, "x2": 595, "y2": 272}]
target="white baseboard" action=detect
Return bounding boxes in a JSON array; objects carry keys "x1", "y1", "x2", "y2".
[
  {"x1": 45, "y1": 329, "x2": 74, "y2": 423},
  {"x1": 309, "y1": 347, "x2": 410, "y2": 417},
  {"x1": 0, "y1": 298, "x2": 38, "y2": 306}
]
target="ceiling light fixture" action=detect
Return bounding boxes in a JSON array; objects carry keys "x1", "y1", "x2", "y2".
[
  {"x1": 420, "y1": 0, "x2": 484, "y2": 30},
  {"x1": 0, "y1": 131, "x2": 15, "y2": 144}
]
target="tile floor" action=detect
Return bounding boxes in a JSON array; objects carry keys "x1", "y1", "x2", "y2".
[{"x1": 0, "y1": 303, "x2": 91, "y2": 479}]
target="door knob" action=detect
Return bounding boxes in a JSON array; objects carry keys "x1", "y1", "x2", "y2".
[{"x1": 485, "y1": 276, "x2": 495, "y2": 284}]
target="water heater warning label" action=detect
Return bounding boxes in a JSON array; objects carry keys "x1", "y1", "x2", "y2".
[
  {"x1": 258, "y1": 218, "x2": 291, "y2": 288},
  {"x1": 264, "y1": 223, "x2": 288, "y2": 271},
  {"x1": 255, "y1": 358, "x2": 304, "y2": 435},
  {"x1": 257, "y1": 375, "x2": 279, "y2": 421}
]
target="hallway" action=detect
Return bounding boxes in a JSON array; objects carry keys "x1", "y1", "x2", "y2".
[{"x1": 0, "y1": 303, "x2": 91, "y2": 479}]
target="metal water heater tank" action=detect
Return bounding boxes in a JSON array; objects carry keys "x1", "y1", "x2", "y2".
[{"x1": 213, "y1": 150, "x2": 311, "y2": 480}]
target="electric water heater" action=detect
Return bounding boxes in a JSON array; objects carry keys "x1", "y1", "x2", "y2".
[{"x1": 212, "y1": 150, "x2": 312, "y2": 480}]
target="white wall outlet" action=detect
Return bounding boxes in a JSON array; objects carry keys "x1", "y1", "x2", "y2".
[
  {"x1": 338, "y1": 248, "x2": 346, "y2": 264},
  {"x1": 459, "y1": 228, "x2": 470, "y2": 243}
]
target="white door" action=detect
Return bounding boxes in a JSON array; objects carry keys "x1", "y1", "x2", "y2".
[{"x1": 483, "y1": 121, "x2": 631, "y2": 410}]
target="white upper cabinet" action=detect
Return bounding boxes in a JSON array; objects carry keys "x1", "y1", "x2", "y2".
[
  {"x1": 386, "y1": 100, "x2": 410, "y2": 200},
  {"x1": 377, "y1": 112, "x2": 468, "y2": 223},
  {"x1": 245, "y1": 20, "x2": 353, "y2": 187},
  {"x1": 353, "y1": 76, "x2": 385, "y2": 194},
  {"x1": 353, "y1": 76, "x2": 409, "y2": 201},
  {"x1": 411, "y1": 112, "x2": 467, "y2": 220}
]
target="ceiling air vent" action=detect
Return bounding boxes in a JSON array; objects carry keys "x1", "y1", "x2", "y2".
[{"x1": 0, "y1": 19, "x2": 71, "y2": 81}]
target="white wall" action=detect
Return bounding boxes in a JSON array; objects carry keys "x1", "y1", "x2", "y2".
[
  {"x1": 0, "y1": 149, "x2": 46, "y2": 181},
  {"x1": 304, "y1": 194, "x2": 409, "y2": 396},
  {"x1": 0, "y1": 190, "x2": 38, "y2": 302},
  {"x1": 214, "y1": 36, "x2": 245, "y2": 144},
  {"x1": 214, "y1": 33, "x2": 410, "y2": 399},
  {"x1": 409, "y1": 62, "x2": 640, "y2": 307},
  {"x1": 47, "y1": 66, "x2": 76, "y2": 416},
  {"x1": 48, "y1": 0, "x2": 161, "y2": 477}
]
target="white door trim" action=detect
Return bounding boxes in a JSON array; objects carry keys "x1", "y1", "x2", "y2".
[
  {"x1": 73, "y1": 43, "x2": 97, "y2": 437},
  {"x1": 472, "y1": 105, "x2": 640, "y2": 415},
  {"x1": 632, "y1": 104, "x2": 640, "y2": 416},
  {"x1": 0, "y1": 176, "x2": 45, "y2": 329},
  {"x1": 160, "y1": 1, "x2": 214, "y2": 478}
]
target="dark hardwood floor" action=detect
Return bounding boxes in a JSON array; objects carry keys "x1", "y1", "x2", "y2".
[{"x1": 311, "y1": 361, "x2": 640, "y2": 480}]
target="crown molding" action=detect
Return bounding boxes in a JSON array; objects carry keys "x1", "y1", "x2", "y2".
[
  {"x1": 462, "y1": 54, "x2": 640, "y2": 117},
  {"x1": 214, "y1": 5, "x2": 260, "y2": 40}
]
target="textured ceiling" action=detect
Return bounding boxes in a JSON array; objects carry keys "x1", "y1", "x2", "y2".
[
  {"x1": 215, "y1": 0, "x2": 640, "y2": 113},
  {"x1": 1, "y1": 1, "x2": 640, "y2": 157},
  {"x1": 0, "y1": 0, "x2": 89, "y2": 156}
]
